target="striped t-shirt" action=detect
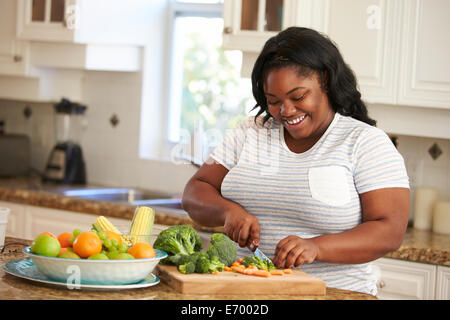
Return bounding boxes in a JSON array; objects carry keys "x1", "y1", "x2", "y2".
[{"x1": 210, "y1": 112, "x2": 409, "y2": 295}]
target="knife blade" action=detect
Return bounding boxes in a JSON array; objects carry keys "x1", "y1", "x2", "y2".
[{"x1": 253, "y1": 247, "x2": 273, "y2": 264}]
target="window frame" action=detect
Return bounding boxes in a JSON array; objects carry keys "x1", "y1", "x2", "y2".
[{"x1": 165, "y1": 0, "x2": 223, "y2": 149}]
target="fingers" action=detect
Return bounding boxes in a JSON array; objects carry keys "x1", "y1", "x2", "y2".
[
  {"x1": 273, "y1": 236, "x2": 317, "y2": 268},
  {"x1": 237, "y1": 224, "x2": 250, "y2": 248},
  {"x1": 249, "y1": 223, "x2": 260, "y2": 248},
  {"x1": 224, "y1": 208, "x2": 260, "y2": 248},
  {"x1": 273, "y1": 236, "x2": 300, "y2": 268}
]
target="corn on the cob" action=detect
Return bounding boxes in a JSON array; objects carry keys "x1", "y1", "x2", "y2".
[
  {"x1": 129, "y1": 206, "x2": 155, "y2": 245},
  {"x1": 93, "y1": 216, "x2": 130, "y2": 245}
]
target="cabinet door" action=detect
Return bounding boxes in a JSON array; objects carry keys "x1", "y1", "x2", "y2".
[
  {"x1": 374, "y1": 258, "x2": 436, "y2": 300},
  {"x1": 436, "y1": 266, "x2": 450, "y2": 300},
  {"x1": 398, "y1": 0, "x2": 450, "y2": 109},
  {"x1": 16, "y1": 0, "x2": 75, "y2": 42},
  {"x1": 0, "y1": 201, "x2": 26, "y2": 239},
  {"x1": 323, "y1": 0, "x2": 401, "y2": 104},
  {"x1": 222, "y1": 0, "x2": 290, "y2": 52},
  {"x1": 0, "y1": 0, "x2": 29, "y2": 76}
]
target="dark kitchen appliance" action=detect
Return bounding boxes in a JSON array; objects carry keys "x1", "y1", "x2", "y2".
[{"x1": 43, "y1": 98, "x2": 87, "y2": 184}]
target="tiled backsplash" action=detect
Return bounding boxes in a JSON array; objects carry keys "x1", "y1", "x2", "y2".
[{"x1": 1, "y1": 71, "x2": 449, "y2": 201}]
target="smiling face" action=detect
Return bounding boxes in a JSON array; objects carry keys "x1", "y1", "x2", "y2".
[{"x1": 264, "y1": 66, "x2": 335, "y2": 152}]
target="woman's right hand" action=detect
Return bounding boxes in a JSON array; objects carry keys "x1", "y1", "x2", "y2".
[{"x1": 223, "y1": 204, "x2": 260, "y2": 249}]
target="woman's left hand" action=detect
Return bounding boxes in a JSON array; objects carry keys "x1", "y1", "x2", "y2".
[{"x1": 272, "y1": 235, "x2": 319, "y2": 268}]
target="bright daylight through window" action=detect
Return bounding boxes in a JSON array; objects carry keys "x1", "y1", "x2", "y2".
[{"x1": 168, "y1": 0, "x2": 256, "y2": 165}]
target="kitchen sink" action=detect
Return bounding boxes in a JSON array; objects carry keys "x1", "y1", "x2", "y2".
[{"x1": 50, "y1": 187, "x2": 184, "y2": 212}]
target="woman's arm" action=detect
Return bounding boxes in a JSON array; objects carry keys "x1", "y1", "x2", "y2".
[
  {"x1": 182, "y1": 157, "x2": 261, "y2": 248},
  {"x1": 273, "y1": 187, "x2": 410, "y2": 268}
]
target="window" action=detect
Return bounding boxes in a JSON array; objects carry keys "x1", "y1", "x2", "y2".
[{"x1": 167, "y1": 0, "x2": 256, "y2": 164}]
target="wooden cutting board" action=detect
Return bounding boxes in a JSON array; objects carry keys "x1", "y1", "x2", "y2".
[{"x1": 156, "y1": 265, "x2": 326, "y2": 295}]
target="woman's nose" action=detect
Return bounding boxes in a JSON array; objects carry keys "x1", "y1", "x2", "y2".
[{"x1": 280, "y1": 101, "x2": 296, "y2": 116}]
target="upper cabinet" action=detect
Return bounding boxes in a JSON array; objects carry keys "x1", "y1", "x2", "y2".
[
  {"x1": 397, "y1": 0, "x2": 450, "y2": 109},
  {"x1": 222, "y1": 0, "x2": 326, "y2": 52},
  {"x1": 16, "y1": 0, "x2": 155, "y2": 46},
  {"x1": 323, "y1": 0, "x2": 401, "y2": 105},
  {"x1": 224, "y1": 0, "x2": 450, "y2": 111},
  {"x1": 0, "y1": 0, "x2": 29, "y2": 77}
]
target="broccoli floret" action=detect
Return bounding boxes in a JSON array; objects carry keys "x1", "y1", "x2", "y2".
[
  {"x1": 206, "y1": 233, "x2": 237, "y2": 267},
  {"x1": 242, "y1": 256, "x2": 275, "y2": 270},
  {"x1": 208, "y1": 255, "x2": 225, "y2": 273},
  {"x1": 195, "y1": 253, "x2": 211, "y2": 274},
  {"x1": 178, "y1": 261, "x2": 196, "y2": 274},
  {"x1": 153, "y1": 225, "x2": 203, "y2": 262},
  {"x1": 177, "y1": 252, "x2": 205, "y2": 274}
]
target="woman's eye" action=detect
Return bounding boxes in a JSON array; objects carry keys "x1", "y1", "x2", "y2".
[
  {"x1": 267, "y1": 100, "x2": 280, "y2": 105},
  {"x1": 292, "y1": 95, "x2": 305, "y2": 102}
]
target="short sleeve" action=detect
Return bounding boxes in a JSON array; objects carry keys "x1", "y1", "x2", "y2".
[
  {"x1": 209, "y1": 117, "x2": 252, "y2": 170},
  {"x1": 353, "y1": 127, "x2": 410, "y2": 194}
]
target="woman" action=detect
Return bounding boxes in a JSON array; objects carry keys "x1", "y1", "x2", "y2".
[{"x1": 182, "y1": 27, "x2": 410, "y2": 295}]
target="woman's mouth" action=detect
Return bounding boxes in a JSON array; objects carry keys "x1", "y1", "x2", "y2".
[{"x1": 284, "y1": 114, "x2": 307, "y2": 128}]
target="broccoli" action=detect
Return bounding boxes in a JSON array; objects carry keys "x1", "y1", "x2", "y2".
[
  {"x1": 208, "y1": 255, "x2": 225, "y2": 273},
  {"x1": 242, "y1": 256, "x2": 276, "y2": 270},
  {"x1": 153, "y1": 225, "x2": 203, "y2": 262},
  {"x1": 177, "y1": 252, "x2": 204, "y2": 274},
  {"x1": 175, "y1": 252, "x2": 225, "y2": 274},
  {"x1": 178, "y1": 261, "x2": 196, "y2": 274},
  {"x1": 206, "y1": 233, "x2": 237, "y2": 267}
]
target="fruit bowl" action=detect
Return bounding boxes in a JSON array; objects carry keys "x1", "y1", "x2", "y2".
[{"x1": 23, "y1": 246, "x2": 167, "y2": 285}]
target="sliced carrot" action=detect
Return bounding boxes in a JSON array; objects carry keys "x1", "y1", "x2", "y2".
[
  {"x1": 270, "y1": 270, "x2": 284, "y2": 276},
  {"x1": 243, "y1": 269, "x2": 255, "y2": 275},
  {"x1": 213, "y1": 270, "x2": 220, "y2": 275},
  {"x1": 252, "y1": 270, "x2": 271, "y2": 278},
  {"x1": 237, "y1": 258, "x2": 243, "y2": 263},
  {"x1": 283, "y1": 269, "x2": 292, "y2": 274},
  {"x1": 223, "y1": 266, "x2": 232, "y2": 271},
  {"x1": 232, "y1": 261, "x2": 241, "y2": 267},
  {"x1": 231, "y1": 266, "x2": 246, "y2": 273},
  {"x1": 248, "y1": 265, "x2": 258, "y2": 270}
]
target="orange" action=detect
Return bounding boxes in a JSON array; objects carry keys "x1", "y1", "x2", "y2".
[
  {"x1": 127, "y1": 242, "x2": 155, "y2": 259},
  {"x1": 72, "y1": 232, "x2": 102, "y2": 258},
  {"x1": 105, "y1": 230, "x2": 122, "y2": 245},
  {"x1": 58, "y1": 247, "x2": 74, "y2": 257},
  {"x1": 57, "y1": 232, "x2": 73, "y2": 248},
  {"x1": 39, "y1": 232, "x2": 57, "y2": 239}
]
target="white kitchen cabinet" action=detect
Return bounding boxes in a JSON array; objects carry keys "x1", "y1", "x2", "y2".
[
  {"x1": 0, "y1": 0, "x2": 30, "y2": 77},
  {"x1": 1, "y1": 201, "x2": 28, "y2": 239},
  {"x1": 436, "y1": 266, "x2": 450, "y2": 300},
  {"x1": 16, "y1": 0, "x2": 156, "y2": 46},
  {"x1": 374, "y1": 258, "x2": 437, "y2": 300},
  {"x1": 25, "y1": 206, "x2": 132, "y2": 240},
  {"x1": 397, "y1": 0, "x2": 450, "y2": 109},
  {"x1": 323, "y1": 0, "x2": 402, "y2": 105},
  {"x1": 222, "y1": 0, "x2": 326, "y2": 52},
  {"x1": 0, "y1": 200, "x2": 171, "y2": 245},
  {"x1": 229, "y1": 0, "x2": 450, "y2": 112}
]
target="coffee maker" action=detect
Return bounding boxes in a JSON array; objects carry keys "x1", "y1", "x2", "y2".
[{"x1": 43, "y1": 98, "x2": 87, "y2": 184}]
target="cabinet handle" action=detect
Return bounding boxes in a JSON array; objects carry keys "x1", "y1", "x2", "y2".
[
  {"x1": 13, "y1": 55, "x2": 22, "y2": 63},
  {"x1": 223, "y1": 27, "x2": 233, "y2": 34},
  {"x1": 377, "y1": 280, "x2": 386, "y2": 289}
]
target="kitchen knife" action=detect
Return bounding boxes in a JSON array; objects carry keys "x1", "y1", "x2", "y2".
[{"x1": 253, "y1": 247, "x2": 273, "y2": 264}]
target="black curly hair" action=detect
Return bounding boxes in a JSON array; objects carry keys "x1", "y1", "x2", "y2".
[{"x1": 251, "y1": 27, "x2": 376, "y2": 126}]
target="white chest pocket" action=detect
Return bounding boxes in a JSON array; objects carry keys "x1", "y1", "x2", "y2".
[{"x1": 308, "y1": 166, "x2": 351, "y2": 206}]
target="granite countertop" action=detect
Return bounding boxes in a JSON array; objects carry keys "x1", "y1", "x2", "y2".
[
  {"x1": 0, "y1": 176, "x2": 224, "y2": 234},
  {"x1": 0, "y1": 238, "x2": 377, "y2": 300},
  {"x1": 0, "y1": 176, "x2": 449, "y2": 267}
]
